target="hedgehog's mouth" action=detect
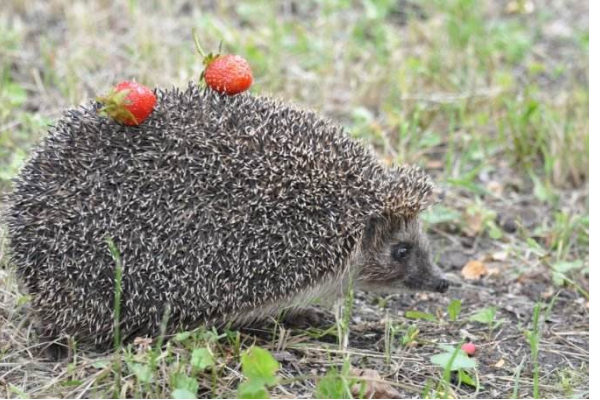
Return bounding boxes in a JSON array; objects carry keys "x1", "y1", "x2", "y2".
[{"x1": 403, "y1": 275, "x2": 450, "y2": 293}]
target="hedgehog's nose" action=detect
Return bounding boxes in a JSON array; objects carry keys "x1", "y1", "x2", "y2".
[{"x1": 435, "y1": 279, "x2": 450, "y2": 293}]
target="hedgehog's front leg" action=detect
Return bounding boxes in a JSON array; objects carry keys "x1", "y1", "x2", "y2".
[{"x1": 280, "y1": 306, "x2": 334, "y2": 329}]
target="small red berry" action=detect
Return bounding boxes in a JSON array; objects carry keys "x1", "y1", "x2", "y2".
[
  {"x1": 97, "y1": 81, "x2": 156, "y2": 126},
  {"x1": 461, "y1": 342, "x2": 476, "y2": 356},
  {"x1": 204, "y1": 55, "x2": 253, "y2": 95},
  {"x1": 192, "y1": 31, "x2": 253, "y2": 95}
]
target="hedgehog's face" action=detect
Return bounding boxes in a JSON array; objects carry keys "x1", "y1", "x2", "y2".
[{"x1": 355, "y1": 215, "x2": 449, "y2": 294}]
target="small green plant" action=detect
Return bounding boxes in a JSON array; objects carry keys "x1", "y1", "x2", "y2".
[
  {"x1": 469, "y1": 306, "x2": 501, "y2": 337},
  {"x1": 446, "y1": 163, "x2": 489, "y2": 196},
  {"x1": 429, "y1": 343, "x2": 479, "y2": 397},
  {"x1": 106, "y1": 237, "x2": 124, "y2": 349},
  {"x1": 192, "y1": 346, "x2": 217, "y2": 396},
  {"x1": 126, "y1": 358, "x2": 153, "y2": 397},
  {"x1": 401, "y1": 324, "x2": 420, "y2": 347},
  {"x1": 430, "y1": 344, "x2": 477, "y2": 372},
  {"x1": 530, "y1": 173, "x2": 559, "y2": 205},
  {"x1": 225, "y1": 329, "x2": 242, "y2": 358},
  {"x1": 106, "y1": 237, "x2": 124, "y2": 398},
  {"x1": 550, "y1": 211, "x2": 589, "y2": 253},
  {"x1": 468, "y1": 306, "x2": 497, "y2": 324},
  {"x1": 524, "y1": 303, "x2": 542, "y2": 399},
  {"x1": 335, "y1": 275, "x2": 355, "y2": 352},
  {"x1": 191, "y1": 348, "x2": 214, "y2": 372},
  {"x1": 551, "y1": 260, "x2": 584, "y2": 286},
  {"x1": 167, "y1": 343, "x2": 216, "y2": 399},
  {"x1": 464, "y1": 202, "x2": 503, "y2": 239},
  {"x1": 174, "y1": 331, "x2": 193, "y2": 342},
  {"x1": 383, "y1": 316, "x2": 409, "y2": 365},
  {"x1": 171, "y1": 372, "x2": 199, "y2": 399},
  {"x1": 555, "y1": 367, "x2": 589, "y2": 398},
  {"x1": 511, "y1": 356, "x2": 527, "y2": 399},
  {"x1": 405, "y1": 299, "x2": 463, "y2": 325},
  {"x1": 236, "y1": 346, "x2": 280, "y2": 398},
  {"x1": 8, "y1": 384, "x2": 28, "y2": 399},
  {"x1": 522, "y1": 296, "x2": 558, "y2": 399},
  {"x1": 314, "y1": 365, "x2": 355, "y2": 399},
  {"x1": 127, "y1": 361, "x2": 153, "y2": 383},
  {"x1": 383, "y1": 315, "x2": 392, "y2": 365},
  {"x1": 65, "y1": 338, "x2": 80, "y2": 384},
  {"x1": 421, "y1": 205, "x2": 462, "y2": 226},
  {"x1": 404, "y1": 310, "x2": 437, "y2": 322},
  {"x1": 447, "y1": 299, "x2": 462, "y2": 321}
]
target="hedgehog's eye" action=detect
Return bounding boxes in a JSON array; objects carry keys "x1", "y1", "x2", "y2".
[{"x1": 391, "y1": 242, "x2": 412, "y2": 261}]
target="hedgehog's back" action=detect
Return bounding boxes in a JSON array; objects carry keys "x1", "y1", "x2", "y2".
[{"x1": 7, "y1": 85, "x2": 386, "y2": 345}]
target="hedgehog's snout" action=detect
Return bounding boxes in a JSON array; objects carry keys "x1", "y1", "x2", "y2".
[{"x1": 434, "y1": 278, "x2": 450, "y2": 293}]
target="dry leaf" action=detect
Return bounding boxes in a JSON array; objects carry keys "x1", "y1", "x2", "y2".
[
  {"x1": 486, "y1": 181, "x2": 504, "y2": 196},
  {"x1": 544, "y1": 232, "x2": 557, "y2": 249},
  {"x1": 543, "y1": 20, "x2": 573, "y2": 39},
  {"x1": 133, "y1": 337, "x2": 153, "y2": 352},
  {"x1": 516, "y1": 272, "x2": 536, "y2": 284},
  {"x1": 426, "y1": 160, "x2": 444, "y2": 169},
  {"x1": 494, "y1": 358, "x2": 505, "y2": 368},
  {"x1": 350, "y1": 368, "x2": 401, "y2": 399},
  {"x1": 461, "y1": 260, "x2": 489, "y2": 280},
  {"x1": 464, "y1": 212, "x2": 484, "y2": 237},
  {"x1": 417, "y1": 293, "x2": 431, "y2": 301},
  {"x1": 491, "y1": 251, "x2": 508, "y2": 261},
  {"x1": 505, "y1": 0, "x2": 534, "y2": 14},
  {"x1": 542, "y1": 286, "x2": 555, "y2": 299}
]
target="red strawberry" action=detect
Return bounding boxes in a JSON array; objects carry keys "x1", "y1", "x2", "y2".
[
  {"x1": 204, "y1": 55, "x2": 253, "y2": 95},
  {"x1": 97, "y1": 81, "x2": 157, "y2": 126},
  {"x1": 193, "y1": 31, "x2": 253, "y2": 95}
]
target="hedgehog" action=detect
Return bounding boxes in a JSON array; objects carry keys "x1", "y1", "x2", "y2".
[{"x1": 6, "y1": 83, "x2": 449, "y2": 349}]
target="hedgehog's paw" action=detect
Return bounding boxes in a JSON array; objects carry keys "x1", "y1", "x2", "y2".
[
  {"x1": 38, "y1": 336, "x2": 70, "y2": 361},
  {"x1": 281, "y1": 306, "x2": 333, "y2": 329}
]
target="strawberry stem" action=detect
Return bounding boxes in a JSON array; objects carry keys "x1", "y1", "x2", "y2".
[{"x1": 192, "y1": 28, "x2": 207, "y2": 58}]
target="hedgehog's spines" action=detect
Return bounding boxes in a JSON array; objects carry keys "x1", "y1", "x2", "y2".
[{"x1": 7, "y1": 83, "x2": 434, "y2": 347}]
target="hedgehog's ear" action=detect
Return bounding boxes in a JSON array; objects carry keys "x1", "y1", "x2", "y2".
[{"x1": 382, "y1": 165, "x2": 437, "y2": 217}]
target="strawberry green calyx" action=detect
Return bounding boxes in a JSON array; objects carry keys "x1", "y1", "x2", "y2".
[
  {"x1": 97, "y1": 89, "x2": 138, "y2": 125},
  {"x1": 97, "y1": 81, "x2": 157, "y2": 126}
]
